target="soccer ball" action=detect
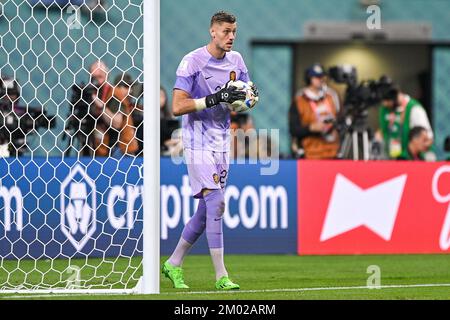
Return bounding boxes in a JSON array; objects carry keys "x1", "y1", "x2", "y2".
[{"x1": 225, "y1": 80, "x2": 259, "y2": 113}]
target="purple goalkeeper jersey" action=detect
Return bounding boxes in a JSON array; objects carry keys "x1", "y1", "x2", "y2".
[{"x1": 174, "y1": 46, "x2": 250, "y2": 152}]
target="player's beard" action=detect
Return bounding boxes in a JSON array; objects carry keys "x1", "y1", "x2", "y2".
[{"x1": 221, "y1": 41, "x2": 233, "y2": 52}]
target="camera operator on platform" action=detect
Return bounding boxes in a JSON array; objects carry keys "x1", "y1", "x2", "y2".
[
  {"x1": 290, "y1": 63, "x2": 340, "y2": 159},
  {"x1": 376, "y1": 79, "x2": 435, "y2": 160}
]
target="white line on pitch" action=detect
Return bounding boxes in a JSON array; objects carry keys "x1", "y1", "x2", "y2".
[
  {"x1": 2, "y1": 283, "x2": 450, "y2": 299},
  {"x1": 163, "y1": 283, "x2": 450, "y2": 295}
]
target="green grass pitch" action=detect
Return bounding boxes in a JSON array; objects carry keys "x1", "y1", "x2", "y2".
[{"x1": 1, "y1": 254, "x2": 450, "y2": 299}]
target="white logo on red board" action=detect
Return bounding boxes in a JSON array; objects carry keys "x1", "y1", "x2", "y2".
[
  {"x1": 432, "y1": 165, "x2": 450, "y2": 250},
  {"x1": 320, "y1": 174, "x2": 407, "y2": 242}
]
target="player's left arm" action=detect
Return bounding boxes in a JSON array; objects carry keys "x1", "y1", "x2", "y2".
[{"x1": 238, "y1": 57, "x2": 258, "y2": 98}]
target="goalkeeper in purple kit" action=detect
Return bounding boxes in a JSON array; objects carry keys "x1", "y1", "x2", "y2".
[{"x1": 162, "y1": 11, "x2": 258, "y2": 290}]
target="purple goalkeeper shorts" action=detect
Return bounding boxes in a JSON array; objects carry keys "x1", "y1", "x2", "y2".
[{"x1": 184, "y1": 148, "x2": 229, "y2": 198}]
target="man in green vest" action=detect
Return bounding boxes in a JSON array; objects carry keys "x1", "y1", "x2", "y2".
[{"x1": 376, "y1": 81, "x2": 434, "y2": 160}]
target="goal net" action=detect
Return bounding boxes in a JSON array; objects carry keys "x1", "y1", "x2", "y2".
[{"x1": 0, "y1": 0, "x2": 158, "y2": 294}]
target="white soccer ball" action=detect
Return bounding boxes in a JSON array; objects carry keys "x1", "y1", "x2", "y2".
[{"x1": 225, "y1": 80, "x2": 258, "y2": 113}]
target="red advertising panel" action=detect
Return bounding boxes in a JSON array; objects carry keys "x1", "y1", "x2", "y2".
[{"x1": 298, "y1": 160, "x2": 450, "y2": 255}]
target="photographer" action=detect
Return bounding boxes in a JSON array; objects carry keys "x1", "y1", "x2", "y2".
[
  {"x1": 290, "y1": 64, "x2": 340, "y2": 159},
  {"x1": 70, "y1": 61, "x2": 140, "y2": 158},
  {"x1": 0, "y1": 77, "x2": 24, "y2": 115},
  {"x1": 86, "y1": 60, "x2": 117, "y2": 156},
  {"x1": 1, "y1": 76, "x2": 56, "y2": 157},
  {"x1": 376, "y1": 81, "x2": 434, "y2": 160},
  {"x1": 93, "y1": 72, "x2": 140, "y2": 158},
  {"x1": 0, "y1": 77, "x2": 20, "y2": 156}
]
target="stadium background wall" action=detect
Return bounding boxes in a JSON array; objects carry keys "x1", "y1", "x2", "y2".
[
  {"x1": 1, "y1": 1, "x2": 449, "y2": 158},
  {"x1": 160, "y1": 0, "x2": 450, "y2": 159}
]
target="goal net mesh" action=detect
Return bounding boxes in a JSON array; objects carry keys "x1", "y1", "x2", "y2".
[{"x1": 0, "y1": 0, "x2": 144, "y2": 292}]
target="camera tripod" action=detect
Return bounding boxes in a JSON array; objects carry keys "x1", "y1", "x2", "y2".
[{"x1": 337, "y1": 116, "x2": 373, "y2": 161}]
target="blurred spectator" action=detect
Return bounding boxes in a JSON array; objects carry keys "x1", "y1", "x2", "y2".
[
  {"x1": 90, "y1": 61, "x2": 139, "y2": 157},
  {"x1": 89, "y1": 60, "x2": 117, "y2": 157},
  {"x1": 230, "y1": 112, "x2": 277, "y2": 160},
  {"x1": 230, "y1": 112, "x2": 254, "y2": 159},
  {"x1": 109, "y1": 73, "x2": 140, "y2": 157},
  {"x1": 131, "y1": 92, "x2": 143, "y2": 156},
  {"x1": 290, "y1": 63, "x2": 340, "y2": 159},
  {"x1": 376, "y1": 80, "x2": 434, "y2": 160},
  {"x1": 397, "y1": 126, "x2": 434, "y2": 161},
  {"x1": 160, "y1": 86, "x2": 181, "y2": 156}
]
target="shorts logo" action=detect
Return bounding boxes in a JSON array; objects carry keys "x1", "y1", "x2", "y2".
[{"x1": 213, "y1": 173, "x2": 220, "y2": 185}]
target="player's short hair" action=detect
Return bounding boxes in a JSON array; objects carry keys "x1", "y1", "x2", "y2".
[{"x1": 210, "y1": 11, "x2": 236, "y2": 27}]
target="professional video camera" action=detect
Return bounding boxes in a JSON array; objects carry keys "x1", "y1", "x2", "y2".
[
  {"x1": 0, "y1": 76, "x2": 56, "y2": 156},
  {"x1": 327, "y1": 65, "x2": 392, "y2": 160},
  {"x1": 328, "y1": 65, "x2": 392, "y2": 120},
  {"x1": 65, "y1": 81, "x2": 100, "y2": 156}
]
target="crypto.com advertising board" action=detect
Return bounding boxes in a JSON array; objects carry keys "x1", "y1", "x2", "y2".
[{"x1": 160, "y1": 157, "x2": 298, "y2": 255}]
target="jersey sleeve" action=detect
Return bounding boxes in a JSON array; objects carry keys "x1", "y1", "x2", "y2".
[
  {"x1": 173, "y1": 55, "x2": 198, "y2": 95},
  {"x1": 236, "y1": 52, "x2": 250, "y2": 82},
  {"x1": 239, "y1": 71, "x2": 250, "y2": 82}
]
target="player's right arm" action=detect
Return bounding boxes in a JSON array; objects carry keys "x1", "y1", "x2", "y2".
[
  {"x1": 172, "y1": 89, "x2": 199, "y2": 116},
  {"x1": 172, "y1": 86, "x2": 246, "y2": 116},
  {"x1": 172, "y1": 55, "x2": 245, "y2": 116}
]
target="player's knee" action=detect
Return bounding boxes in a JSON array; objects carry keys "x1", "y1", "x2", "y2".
[
  {"x1": 188, "y1": 215, "x2": 206, "y2": 234},
  {"x1": 217, "y1": 200, "x2": 225, "y2": 218},
  {"x1": 189, "y1": 201, "x2": 207, "y2": 231},
  {"x1": 204, "y1": 189, "x2": 225, "y2": 219}
]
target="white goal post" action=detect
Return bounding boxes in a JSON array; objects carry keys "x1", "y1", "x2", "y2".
[
  {"x1": 142, "y1": 0, "x2": 160, "y2": 295},
  {"x1": 0, "y1": 0, "x2": 159, "y2": 295}
]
